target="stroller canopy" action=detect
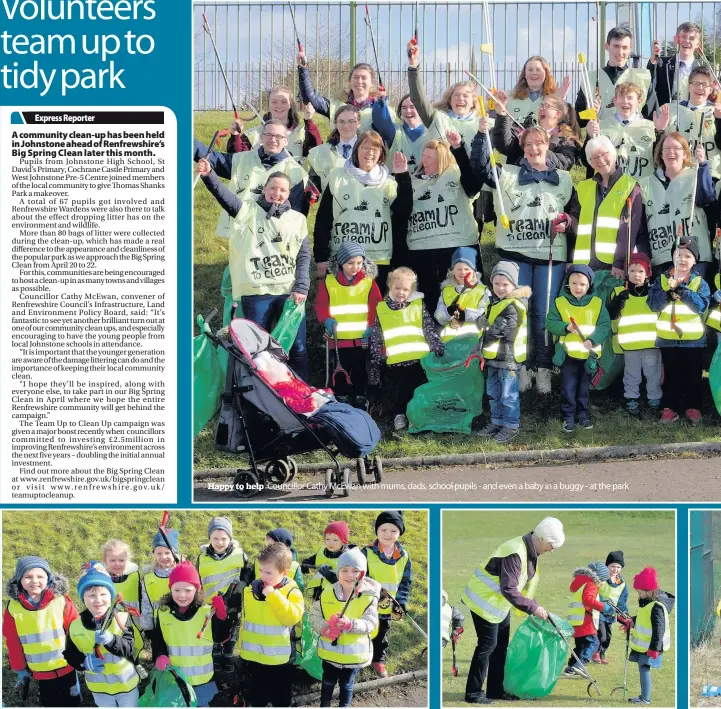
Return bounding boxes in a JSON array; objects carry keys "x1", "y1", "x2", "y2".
[{"x1": 230, "y1": 319, "x2": 288, "y2": 365}]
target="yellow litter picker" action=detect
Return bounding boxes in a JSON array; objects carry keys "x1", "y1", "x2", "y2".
[
  {"x1": 577, "y1": 52, "x2": 598, "y2": 122},
  {"x1": 477, "y1": 93, "x2": 509, "y2": 231}
]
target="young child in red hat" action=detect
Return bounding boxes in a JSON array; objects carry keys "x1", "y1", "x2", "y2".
[{"x1": 625, "y1": 567, "x2": 675, "y2": 705}]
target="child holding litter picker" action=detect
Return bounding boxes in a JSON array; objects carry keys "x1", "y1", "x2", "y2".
[
  {"x1": 251, "y1": 527, "x2": 305, "y2": 592},
  {"x1": 301, "y1": 521, "x2": 355, "y2": 601},
  {"x1": 312, "y1": 548, "x2": 381, "y2": 708},
  {"x1": 625, "y1": 567, "x2": 675, "y2": 705},
  {"x1": 139, "y1": 527, "x2": 181, "y2": 632},
  {"x1": 64, "y1": 561, "x2": 140, "y2": 707},
  {"x1": 593, "y1": 551, "x2": 629, "y2": 665},
  {"x1": 315, "y1": 242, "x2": 382, "y2": 409},
  {"x1": 441, "y1": 589, "x2": 464, "y2": 651},
  {"x1": 150, "y1": 561, "x2": 237, "y2": 708}
]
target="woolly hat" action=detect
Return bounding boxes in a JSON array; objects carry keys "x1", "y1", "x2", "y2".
[
  {"x1": 606, "y1": 551, "x2": 625, "y2": 567},
  {"x1": 152, "y1": 529, "x2": 179, "y2": 553},
  {"x1": 451, "y1": 246, "x2": 477, "y2": 270},
  {"x1": 375, "y1": 511, "x2": 405, "y2": 536},
  {"x1": 168, "y1": 561, "x2": 202, "y2": 590},
  {"x1": 491, "y1": 260, "x2": 520, "y2": 289},
  {"x1": 208, "y1": 517, "x2": 233, "y2": 539},
  {"x1": 77, "y1": 561, "x2": 116, "y2": 601},
  {"x1": 14, "y1": 556, "x2": 53, "y2": 586},
  {"x1": 533, "y1": 517, "x2": 565, "y2": 548},
  {"x1": 672, "y1": 236, "x2": 700, "y2": 263},
  {"x1": 566, "y1": 264, "x2": 595, "y2": 285},
  {"x1": 337, "y1": 547, "x2": 367, "y2": 573},
  {"x1": 267, "y1": 528, "x2": 294, "y2": 548},
  {"x1": 588, "y1": 561, "x2": 610, "y2": 582},
  {"x1": 629, "y1": 253, "x2": 651, "y2": 278},
  {"x1": 324, "y1": 521, "x2": 350, "y2": 545},
  {"x1": 337, "y1": 241, "x2": 366, "y2": 266},
  {"x1": 633, "y1": 567, "x2": 659, "y2": 591}
]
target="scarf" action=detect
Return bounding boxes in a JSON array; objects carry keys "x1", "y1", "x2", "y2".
[
  {"x1": 447, "y1": 109, "x2": 477, "y2": 122},
  {"x1": 258, "y1": 147, "x2": 289, "y2": 168},
  {"x1": 402, "y1": 121, "x2": 426, "y2": 142},
  {"x1": 518, "y1": 158, "x2": 560, "y2": 186},
  {"x1": 344, "y1": 159, "x2": 391, "y2": 187},
  {"x1": 528, "y1": 89, "x2": 542, "y2": 101},
  {"x1": 347, "y1": 92, "x2": 374, "y2": 111},
  {"x1": 258, "y1": 197, "x2": 291, "y2": 219}
]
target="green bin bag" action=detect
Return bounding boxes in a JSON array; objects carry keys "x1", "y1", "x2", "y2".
[
  {"x1": 407, "y1": 336, "x2": 484, "y2": 434},
  {"x1": 295, "y1": 613, "x2": 323, "y2": 680},
  {"x1": 711, "y1": 340, "x2": 721, "y2": 416},
  {"x1": 139, "y1": 666, "x2": 198, "y2": 707},
  {"x1": 193, "y1": 331, "x2": 224, "y2": 438},
  {"x1": 589, "y1": 270, "x2": 624, "y2": 390},
  {"x1": 271, "y1": 298, "x2": 306, "y2": 355},
  {"x1": 503, "y1": 613, "x2": 574, "y2": 699}
]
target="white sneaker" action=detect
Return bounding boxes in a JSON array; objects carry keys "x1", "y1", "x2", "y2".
[
  {"x1": 393, "y1": 414, "x2": 408, "y2": 431},
  {"x1": 536, "y1": 367, "x2": 552, "y2": 394},
  {"x1": 518, "y1": 366, "x2": 532, "y2": 392}
]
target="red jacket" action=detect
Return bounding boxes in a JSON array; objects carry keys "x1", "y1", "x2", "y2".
[
  {"x1": 3, "y1": 582, "x2": 80, "y2": 680},
  {"x1": 569, "y1": 573, "x2": 606, "y2": 638},
  {"x1": 315, "y1": 270, "x2": 383, "y2": 349}
]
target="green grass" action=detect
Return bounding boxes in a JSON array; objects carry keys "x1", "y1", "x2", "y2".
[
  {"x1": 442, "y1": 511, "x2": 676, "y2": 707},
  {"x1": 193, "y1": 110, "x2": 721, "y2": 469},
  {"x1": 2, "y1": 510, "x2": 427, "y2": 705}
]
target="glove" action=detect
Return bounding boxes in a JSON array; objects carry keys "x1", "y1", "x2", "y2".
[
  {"x1": 433, "y1": 344, "x2": 446, "y2": 357},
  {"x1": 83, "y1": 654, "x2": 106, "y2": 672},
  {"x1": 211, "y1": 595, "x2": 228, "y2": 620},
  {"x1": 361, "y1": 326, "x2": 373, "y2": 343},
  {"x1": 618, "y1": 616, "x2": 633, "y2": 633},
  {"x1": 476, "y1": 314, "x2": 489, "y2": 330},
  {"x1": 446, "y1": 303, "x2": 460, "y2": 316},
  {"x1": 336, "y1": 616, "x2": 354, "y2": 632},
  {"x1": 647, "y1": 650, "x2": 659, "y2": 660},
  {"x1": 455, "y1": 308, "x2": 466, "y2": 322},
  {"x1": 15, "y1": 669, "x2": 31, "y2": 688},
  {"x1": 713, "y1": 290, "x2": 721, "y2": 304},
  {"x1": 251, "y1": 579, "x2": 266, "y2": 601},
  {"x1": 617, "y1": 290, "x2": 631, "y2": 302},
  {"x1": 453, "y1": 626, "x2": 464, "y2": 641},
  {"x1": 324, "y1": 318, "x2": 337, "y2": 337},
  {"x1": 155, "y1": 655, "x2": 170, "y2": 671},
  {"x1": 317, "y1": 564, "x2": 338, "y2": 584},
  {"x1": 95, "y1": 629, "x2": 113, "y2": 646},
  {"x1": 321, "y1": 623, "x2": 342, "y2": 641}
]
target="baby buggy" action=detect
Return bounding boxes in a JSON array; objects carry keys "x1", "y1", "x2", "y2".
[{"x1": 199, "y1": 311, "x2": 383, "y2": 498}]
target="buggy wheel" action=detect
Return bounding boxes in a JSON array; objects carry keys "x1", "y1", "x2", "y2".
[
  {"x1": 373, "y1": 455, "x2": 383, "y2": 483},
  {"x1": 265, "y1": 459, "x2": 290, "y2": 485},
  {"x1": 356, "y1": 458, "x2": 366, "y2": 486},
  {"x1": 286, "y1": 457, "x2": 298, "y2": 483},
  {"x1": 341, "y1": 468, "x2": 351, "y2": 497},
  {"x1": 324, "y1": 469, "x2": 334, "y2": 498},
  {"x1": 233, "y1": 471, "x2": 261, "y2": 499}
]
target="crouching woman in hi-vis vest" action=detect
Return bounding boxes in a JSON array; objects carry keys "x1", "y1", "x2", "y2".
[
  {"x1": 197, "y1": 161, "x2": 312, "y2": 380},
  {"x1": 460, "y1": 517, "x2": 564, "y2": 704}
]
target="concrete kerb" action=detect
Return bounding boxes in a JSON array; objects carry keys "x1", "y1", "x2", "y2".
[{"x1": 194, "y1": 440, "x2": 721, "y2": 480}]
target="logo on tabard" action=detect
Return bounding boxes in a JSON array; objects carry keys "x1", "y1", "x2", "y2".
[
  {"x1": 658, "y1": 203, "x2": 670, "y2": 214},
  {"x1": 674, "y1": 207, "x2": 681, "y2": 216},
  {"x1": 407, "y1": 155, "x2": 417, "y2": 166},
  {"x1": 354, "y1": 200, "x2": 368, "y2": 211},
  {"x1": 383, "y1": 197, "x2": 390, "y2": 205},
  {"x1": 437, "y1": 195, "x2": 445, "y2": 203},
  {"x1": 343, "y1": 193, "x2": 350, "y2": 200},
  {"x1": 418, "y1": 190, "x2": 432, "y2": 201},
  {"x1": 630, "y1": 145, "x2": 638, "y2": 153},
  {"x1": 446, "y1": 180, "x2": 460, "y2": 190},
  {"x1": 271, "y1": 235, "x2": 283, "y2": 243},
  {"x1": 244, "y1": 174, "x2": 250, "y2": 180},
  {"x1": 513, "y1": 107, "x2": 521, "y2": 113},
  {"x1": 250, "y1": 184, "x2": 264, "y2": 195},
  {"x1": 375, "y1": 209, "x2": 382, "y2": 217},
  {"x1": 682, "y1": 194, "x2": 692, "y2": 203},
  {"x1": 527, "y1": 196, "x2": 542, "y2": 208},
  {"x1": 641, "y1": 135, "x2": 652, "y2": 142}
]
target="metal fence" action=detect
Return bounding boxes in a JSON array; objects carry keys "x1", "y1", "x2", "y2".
[{"x1": 193, "y1": 1, "x2": 721, "y2": 113}]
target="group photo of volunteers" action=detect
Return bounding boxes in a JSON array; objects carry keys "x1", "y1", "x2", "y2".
[
  {"x1": 192, "y1": 1, "x2": 721, "y2": 484},
  {"x1": 1, "y1": 510, "x2": 428, "y2": 708},
  {"x1": 442, "y1": 510, "x2": 676, "y2": 706}
]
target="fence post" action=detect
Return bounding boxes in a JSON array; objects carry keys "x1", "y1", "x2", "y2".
[{"x1": 350, "y1": 1, "x2": 357, "y2": 66}]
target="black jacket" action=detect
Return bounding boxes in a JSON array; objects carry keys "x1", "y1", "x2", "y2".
[
  {"x1": 632, "y1": 590, "x2": 675, "y2": 654},
  {"x1": 481, "y1": 286, "x2": 532, "y2": 371}
]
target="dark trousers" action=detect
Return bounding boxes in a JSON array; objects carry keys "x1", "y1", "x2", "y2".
[
  {"x1": 567, "y1": 634, "x2": 599, "y2": 669},
  {"x1": 376, "y1": 265, "x2": 391, "y2": 294},
  {"x1": 320, "y1": 661, "x2": 360, "y2": 707},
  {"x1": 331, "y1": 345, "x2": 368, "y2": 399},
  {"x1": 372, "y1": 615, "x2": 392, "y2": 662},
  {"x1": 598, "y1": 620, "x2": 613, "y2": 657},
  {"x1": 407, "y1": 245, "x2": 480, "y2": 309},
  {"x1": 560, "y1": 357, "x2": 590, "y2": 420},
  {"x1": 240, "y1": 293, "x2": 308, "y2": 380},
  {"x1": 661, "y1": 347, "x2": 705, "y2": 412},
  {"x1": 384, "y1": 362, "x2": 427, "y2": 416},
  {"x1": 243, "y1": 660, "x2": 293, "y2": 707},
  {"x1": 38, "y1": 671, "x2": 81, "y2": 707},
  {"x1": 465, "y1": 610, "x2": 510, "y2": 701}
]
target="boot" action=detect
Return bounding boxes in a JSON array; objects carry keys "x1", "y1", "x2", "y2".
[{"x1": 625, "y1": 398, "x2": 641, "y2": 418}]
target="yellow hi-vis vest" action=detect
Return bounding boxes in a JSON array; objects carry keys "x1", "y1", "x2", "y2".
[
  {"x1": 68, "y1": 615, "x2": 139, "y2": 695},
  {"x1": 555, "y1": 297, "x2": 604, "y2": 359},
  {"x1": 246, "y1": 122, "x2": 307, "y2": 159},
  {"x1": 157, "y1": 606, "x2": 214, "y2": 686},
  {"x1": 376, "y1": 300, "x2": 431, "y2": 365},
  {"x1": 656, "y1": 274, "x2": 706, "y2": 341},
  {"x1": 317, "y1": 586, "x2": 377, "y2": 665},
  {"x1": 306, "y1": 143, "x2": 346, "y2": 194},
  {"x1": 611, "y1": 286, "x2": 659, "y2": 353},
  {"x1": 582, "y1": 68, "x2": 652, "y2": 120},
  {"x1": 707, "y1": 273, "x2": 721, "y2": 332},
  {"x1": 441, "y1": 601, "x2": 453, "y2": 643},
  {"x1": 440, "y1": 285, "x2": 487, "y2": 341},
  {"x1": 229, "y1": 200, "x2": 307, "y2": 299},
  {"x1": 462, "y1": 536, "x2": 537, "y2": 624},
  {"x1": 306, "y1": 549, "x2": 341, "y2": 591},
  {"x1": 112, "y1": 572, "x2": 143, "y2": 660},
  {"x1": 568, "y1": 583, "x2": 600, "y2": 629},
  {"x1": 198, "y1": 546, "x2": 246, "y2": 597},
  {"x1": 574, "y1": 173, "x2": 636, "y2": 265},
  {"x1": 640, "y1": 168, "x2": 712, "y2": 267},
  {"x1": 669, "y1": 104, "x2": 721, "y2": 179},
  {"x1": 599, "y1": 579, "x2": 626, "y2": 606},
  {"x1": 143, "y1": 571, "x2": 170, "y2": 613},
  {"x1": 630, "y1": 600, "x2": 671, "y2": 653},
  {"x1": 254, "y1": 559, "x2": 300, "y2": 580},
  {"x1": 240, "y1": 581, "x2": 299, "y2": 665},
  {"x1": 327, "y1": 168, "x2": 398, "y2": 265},
  {"x1": 481, "y1": 299, "x2": 528, "y2": 363},
  {"x1": 215, "y1": 150, "x2": 309, "y2": 238},
  {"x1": 326, "y1": 275, "x2": 373, "y2": 340},
  {"x1": 7, "y1": 597, "x2": 68, "y2": 672},
  {"x1": 366, "y1": 550, "x2": 409, "y2": 617},
  {"x1": 408, "y1": 168, "x2": 479, "y2": 250},
  {"x1": 599, "y1": 118, "x2": 656, "y2": 179},
  {"x1": 495, "y1": 164, "x2": 572, "y2": 262}
]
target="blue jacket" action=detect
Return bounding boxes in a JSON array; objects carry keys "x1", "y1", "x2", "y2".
[
  {"x1": 599, "y1": 576, "x2": 629, "y2": 622},
  {"x1": 362, "y1": 540, "x2": 412, "y2": 609}
]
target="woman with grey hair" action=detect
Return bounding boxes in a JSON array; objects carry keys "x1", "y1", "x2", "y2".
[{"x1": 567, "y1": 135, "x2": 649, "y2": 278}]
